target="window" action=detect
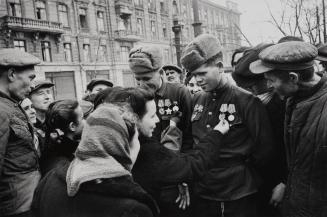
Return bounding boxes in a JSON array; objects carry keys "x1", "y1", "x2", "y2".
[
  {"x1": 14, "y1": 40, "x2": 26, "y2": 52},
  {"x1": 9, "y1": 0, "x2": 21, "y2": 17},
  {"x1": 136, "y1": 18, "x2": 143, "y2": 35},
  {"x1": 120, "y1": 46, "x2": 130, "y2": 63},
  {"x1": 160, "y1": 0, "x2": 166, "y2": 13},
  {"x1": 172, "y1": 1, "x2": 178, "y2": 16},
  {"x1": 83, "y1": 44, "x2": 91, "y2": 62},
  {"x1": 58, "y1": 4, "x2": 69, "y2": 27},
  {"x1": 41, "y1": 41, "x2": 51, "y2": 62},
  {"x1": 79, "y1": 8, "x2": 88, "y2": 29},
  {"x1": 36, "y1": 1, "x2": 47, "y2": 20},
  {"x1": 97, "y1": 11, "x2": 105, "y2": 32},
  {"x1": 163, "y1": 49, "x2": 169, "y2": 64},
  {"x1": 134, "y1": 0, "x2": 143, "y2": 7},
  {"x1": 46, "y1": 71, "x2": 76, "y2": 100},
  {"x1": 97, "y1": 45, "x2": 107, "y2": 62},
  {"x1": 148, "y1": 0, "x2": 156, "y2": 11},
  {"x1": 86, "y1": 70, "x2": 111, "y2": 83},
  {"x1": 162, "y1": 23, "x2": 167, "y2": 39},
  {"x1": 64, "y1": 43, "x2": 72, "y2": 62},
  {"x1": 151, "y1": 20, "x2": 156, "y2": 38}
]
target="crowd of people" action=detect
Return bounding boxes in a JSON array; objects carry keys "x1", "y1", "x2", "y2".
[{"x1": 1, "y1": 33, "x2": 327, "y2": 217}]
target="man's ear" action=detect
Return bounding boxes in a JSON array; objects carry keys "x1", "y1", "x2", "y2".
[
  {"x1": 7, "y1": 68, "x2": 16, "y2": 82},
  {"x1": 68, "y1": 122, "x2": 76, "y2": 132},
  {"x1": 289, "y1": 72, "x2": 299, "y2": 84}
]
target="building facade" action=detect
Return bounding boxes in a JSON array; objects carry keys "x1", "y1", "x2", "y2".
[{"x1": 0, "y1": 0, "x2": 240, "y2": 100}]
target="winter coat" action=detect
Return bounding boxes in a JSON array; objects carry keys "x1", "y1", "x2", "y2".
[
  {"x1": 283, "y1": 76, "x2": 327, "y2": 217},
  {"x1": 0, "y1": 91, "x2": 40, "y2": 216},
  {"x1": 32, "y1": 162, "x2": 159, "y2": 217}
]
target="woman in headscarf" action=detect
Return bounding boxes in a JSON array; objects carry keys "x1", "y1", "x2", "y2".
[{"x1": 32, "y1": 103, "x2": 160, "y2": 217}]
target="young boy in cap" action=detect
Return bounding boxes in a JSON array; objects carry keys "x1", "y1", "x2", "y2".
[
  {"x1": 250, "y1": 41, "x2": 327, "y2": 217},
  {"x1": 0, "y1": 49, "x2": 41, "y2": 217},
  {"x1": 129, "y1": 46, "x2": 193, "y2": 216},
  {"x1": 160, "y1": 64, "x2": 183, "y2": 84},
  {"x1": 181, "y1": 34, "x2": 275, "y2": 217}
]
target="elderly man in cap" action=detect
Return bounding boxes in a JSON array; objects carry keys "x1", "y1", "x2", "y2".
[
  {"x1": 316, "y1": 43, "x2": 327, "y2": 73},
  {"x1": 181, "y1": 34, "x2": 275, "y2": 217},
  {"x1": 250, "y1": 41, "x2": 327, "y2": 217},
  {"x1": 29, "y1": 80, "x2": 54, "y2": 131},
  {"x1": 129, "y1": 46, "x2": 193, "y2": 216},
  {"x1": 160, "y1": 64, "x2": 183, "y2": 83},
  {"x1": 0, "y1": 49, "x2": 41, "y2": 217}
]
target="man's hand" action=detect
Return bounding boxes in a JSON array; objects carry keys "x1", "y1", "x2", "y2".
[
  {"x1": 175, "y1": 183, "x2": 190, "y2": 210},
  {"x1": 270, "y1": 182, "x2": 286, "y2": 207},
  {"x1": 214, "y1": 119, "x2": 230, "y2": 134}
]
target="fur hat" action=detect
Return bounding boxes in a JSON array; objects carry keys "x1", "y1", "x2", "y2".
[
  {"x1": 129, "y1": 46, "x2": 162, "y2": 74},
  {"x1": 181, "y1": 34, "x2": 223, "y2": 73}
]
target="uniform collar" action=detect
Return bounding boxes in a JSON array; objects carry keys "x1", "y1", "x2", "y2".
[
  {"x1": 212, "y1": 84, "x2": 230, "y2": 99},
  {"x1": 156, "y1": 79, "x2": 167, "y2": 97}
]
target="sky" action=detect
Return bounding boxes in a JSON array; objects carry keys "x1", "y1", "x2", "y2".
[{"x1": 212, "y1": 0, "x2": 287, "y2": 46}]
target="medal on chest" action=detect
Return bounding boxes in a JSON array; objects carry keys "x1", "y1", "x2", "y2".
[{"x1": 219, "y1": 103, "x2": 237, "y2": 124}]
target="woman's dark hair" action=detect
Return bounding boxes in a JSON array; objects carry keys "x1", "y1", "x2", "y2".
[
  {"x1": 45, "y1": 100, "x2": 79, "y2": 135},
  {"x1": 103, "y1": 87, "x2": 155, "y2": 118}
]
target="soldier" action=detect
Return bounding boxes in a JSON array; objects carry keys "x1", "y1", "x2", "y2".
[
  {"x1": 0, "y1": 49, "x2": 41, "y2": 217},
  {"x1": 129, "y1": 46, "x2": 193, "y2": 216},
  {"x1": 250, "y1": 41, "x2": 327, "y2": 217},
  {"x1": 181, "y1": 34, "x2": 275, "y2": 217},
  {"x1": 160, "y1": 64, "x2": 183, "y2": 83},
  {"x1": 86, "y1": 78, "x2": 113, "y2": 94},
  {"x1": 129, "y1": 45, "x2": 193, "y2": 151}
]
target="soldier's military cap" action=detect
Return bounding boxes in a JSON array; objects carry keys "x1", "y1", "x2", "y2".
[
  {"x1": 0, "y1": 48, "x2": 40, "y2": 67},
  {"x1": 86, "y1": 79, "x2": 113, "y2": 91},
  {"x1": 316, "y1": 43, "x2": 327, "y2": 62},
  {"x1": 181, "y1": 34, "x2": 223, "y2": 73},
  {"x1": 250, "y1": 41, "x2": 317, "y2": 74},
  {"x1": 30, "y1": 80, "x2": 54, "y2": 95},
  {"x1": 129, "y1": 46, "x2": 162, "y2": 74}
]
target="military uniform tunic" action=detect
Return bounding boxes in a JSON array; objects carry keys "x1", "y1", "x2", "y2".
[
  {"x1": 153, "y1": 81, "x2": 193, "y2": 151},
  {"x1": 191, "y1": 84, "x2": 274, "y2": 201}
]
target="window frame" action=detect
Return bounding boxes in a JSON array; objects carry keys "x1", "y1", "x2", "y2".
[
  {"x1": 79, "y1": 7, "x2": 88, "y2": 29},
  {"x1": 35, "y1": 0, "x2": 47, "y2": 20},
  {"x1": 64, "y1": 43, "x2": 73, "y2": 62},
  {"x1": 96, "y1": 10, "x2": 105, "y2": 32},
  {"x1": 41, "y1": 41, "x2": 52, "y2": 62},
  {"x1": 57, "y1": 3, "x2": 69, "y2": 27},
  {"x1": 13, "y1": 39, "x2": 26, "y2": 52}
]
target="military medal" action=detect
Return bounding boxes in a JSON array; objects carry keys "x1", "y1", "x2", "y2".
[
  {"x1": 158, "y1": 99, "x2": 164, "y2": 108},
  {"x1": 159, "y1": 108, "x2": 165, "y2": 115},
  {"x1": 220, "y1": 104, "x2": 228, "y2": 113},
  {"x1": 198, "y1": 105, "x2": 203, "y2": 112},
  {"x1": 172, "y1": 101, "x2": 179, "y2": 112},
  {"x1": 166, "y1": 108, "x2": 172, "y2": 115},
  {"x1": 227, "y1": 104, "x2": 236, "y2": 122},
  {"x1": 165, "y1": 99, "x2": 171, "y2": 107}
]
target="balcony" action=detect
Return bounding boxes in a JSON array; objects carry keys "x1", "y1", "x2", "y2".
[
  {"x1": 114, "y1": 30, "x2": 142, "y2": 42},
  {"x1": 115, "y1": 0, "x2": 133, "y2": 19},
  {"x1": 1, "y1": 16, "x2": 64, "y2": 34}
]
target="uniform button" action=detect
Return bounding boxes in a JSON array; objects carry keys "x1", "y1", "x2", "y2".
[
  {"x1": 212, "y1": 98, "x2": 216, "y2": 101},
  {"x1": 208, "y1": 112, "x2": 212, "y2": 115},
  {"x1": 213, "y1": 92, "x2": 217, "y2": 96},
  {"x1": 206, "y1": 124, "x2": 211, "y2": 128}
]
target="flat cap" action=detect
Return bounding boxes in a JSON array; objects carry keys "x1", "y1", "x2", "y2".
[
  {"x1": 250, "y1": 41, "x2": 317, "y2": 74},
  {"x1": 181, "y1": 34, "x2": 223, "y2": 73},
  {"x1": 86, "y1": 79, "x2": 113, "y2": 91},
  {"x1": 232, "y1": 43, "x2": 273, "y2": 87},
  {"x1": 161, "y1": 64, "x2": 183, "y2": 74},
  {"x1": 129, "y1": 46, "x2": 162, "y2": 74},
  {"x1": 316, "y1": 43, "x2": 327, "y2": 62},
  {"x1": 30, "y1": 80, "x2": 54, "y2": 95},
  {"x1": 0, "y1": 48, "x2": 40, "y2": 67}
]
